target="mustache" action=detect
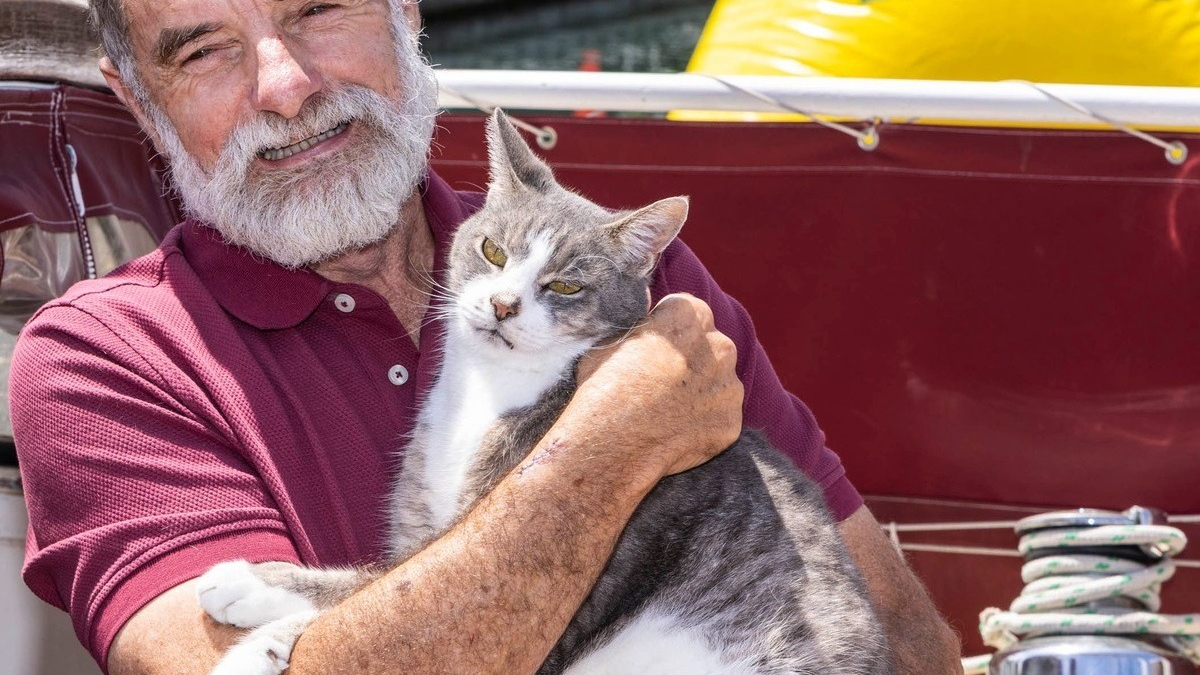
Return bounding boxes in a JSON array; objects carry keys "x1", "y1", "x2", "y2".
[{"x1": 216, "y1": 86, "x2": 394, "y2": 174}]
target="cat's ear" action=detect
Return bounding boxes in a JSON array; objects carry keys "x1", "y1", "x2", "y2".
[
  {"x1": 486, "y1": 108, "x2": 556, "y2": 196},
  {"x1": 607, "y1": 196, "x2": 689, "y2": 276}
]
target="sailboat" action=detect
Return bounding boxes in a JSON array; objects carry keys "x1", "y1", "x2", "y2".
[{"x1": 2, "y1": 0, "x2": 1198, "y2": 672}]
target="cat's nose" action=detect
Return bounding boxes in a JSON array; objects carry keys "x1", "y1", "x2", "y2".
[{"x1": 492, "y1": 295, "x2": 521, "y2": 321}]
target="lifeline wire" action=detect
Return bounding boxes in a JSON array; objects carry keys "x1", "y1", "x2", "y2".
[
  {"x1": 894, "y1": 542, "x2": 1200, "y2": 568},
  {"x1": 885, "y1": 514, "x2": 1200, "y2": 567}
]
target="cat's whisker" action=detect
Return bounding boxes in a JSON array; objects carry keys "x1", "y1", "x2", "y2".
[
  {"x1": 413, "y1": 267, "x2": 456, "y2": 296},
  {"x1": 419, "y1": 292, "x2": 459, "y2": 308},
  {"x1": 417, "y1": 310, "x2": 459, "y2": 331}
]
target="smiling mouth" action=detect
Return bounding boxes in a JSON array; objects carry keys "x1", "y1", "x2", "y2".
[{"x1": 258, "y1": 121, "x2": 350, "y2": 161}]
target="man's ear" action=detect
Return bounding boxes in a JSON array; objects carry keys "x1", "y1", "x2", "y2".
[
  {"x1": 401, "y1": 0, "x2": 421, "y2": 33},
  {"x1": 99, "y1": 56, "x2": 170, "y2": 157},
  {"x1": 99, "y1": 57, "x2": 141, "y2": 117}
]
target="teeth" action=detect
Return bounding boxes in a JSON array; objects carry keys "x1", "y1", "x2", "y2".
[{"x1": 259, "y1": 121, "x2": 350, "y2": 161}]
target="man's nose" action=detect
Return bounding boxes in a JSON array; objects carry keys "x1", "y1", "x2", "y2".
[{"x1": 252, "y1": 35, "x2": 321, "y2": 118}]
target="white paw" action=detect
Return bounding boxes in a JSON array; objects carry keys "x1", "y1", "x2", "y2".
[
  {"x1": 209, "y1": 630, "x2": 296, "y2": 675},
  {"x1": 196, "y1": 560, "x2": 315, "y2": 628}
]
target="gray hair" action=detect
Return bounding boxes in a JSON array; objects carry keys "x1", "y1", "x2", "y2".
[{"x1": 88, "y1": 0, "x2": 137, "y2": 83}]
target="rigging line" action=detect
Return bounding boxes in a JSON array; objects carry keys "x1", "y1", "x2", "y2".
[
  {"x1": 885, "y1": 514, "x2": 1200, "y2": 533},
  {"x1": 888, "y1": 520, "x2": 1021, "y2": 532},
  {"x1": 701, "y1": 74, "x2": 880, "y2": 151},
  {"x1": 899, "y1": 543, "x2": 1022, "y2": 558},
  {"x1": 436, "y1": 83, "x2": 558, "y2": 150},
  {"x1": 898, "y1": 543, "x2": 1200, "y2": 568},
  {"x1": 1006, "y1": 79, "x2": 1188, "y2": 165},
  {"x1": 865, "y1": 494, "x2": 1047, "y2": 512}
]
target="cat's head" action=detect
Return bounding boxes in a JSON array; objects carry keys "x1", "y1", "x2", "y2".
[{"x1": 446, "y1": 109, "x2": 688, "y2": 360}]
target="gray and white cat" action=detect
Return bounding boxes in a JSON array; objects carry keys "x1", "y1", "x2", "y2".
[{"x1": 196, "y1": 110, "x2": 894, "y2": 675}]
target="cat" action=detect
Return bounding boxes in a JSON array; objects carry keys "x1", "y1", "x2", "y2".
[{"x1": 195, "y1": 109, "x2": 894, "y2": 675}]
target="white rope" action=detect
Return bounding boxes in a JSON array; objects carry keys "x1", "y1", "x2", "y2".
[
  {"x1": 959, "y1": 523, "x2": 1200, "y2": 674},
  {"x1": 886, "y1": 520, "x2": 901, "y2": 554}
]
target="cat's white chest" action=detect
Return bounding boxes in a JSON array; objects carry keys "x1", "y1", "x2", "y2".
[{"x1": 417, "y1": 343, "x2": 567, "y2": 529}]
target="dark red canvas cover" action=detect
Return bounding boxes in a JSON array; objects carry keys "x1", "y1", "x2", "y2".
[
  {"x1": 0, "y1": 84, "x2": 180, "y2": 464},
  {"x1": 1, "y1": 86, "x2": 1197, "y2": 657},
  {"x1": 0, "y1": 84, "x2": 179, "y2": 240}
]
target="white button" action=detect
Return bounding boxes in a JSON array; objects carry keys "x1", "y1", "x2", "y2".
[
  {"x1": 334, "y1": 293, "x2": 356, "y2": 313},
  {"x1": 388, "y1": 364, "x2": 410, "y2": 386}
]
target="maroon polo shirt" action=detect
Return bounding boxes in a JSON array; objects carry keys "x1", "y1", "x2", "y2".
[{"x1": 12, "y1": 172, "x2": 861, "y2": 671}]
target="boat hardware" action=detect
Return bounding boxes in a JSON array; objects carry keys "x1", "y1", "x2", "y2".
[
  {"x1": 957, "y1": 506, "x2": 1199, "y2": 674},
  {"x1": 700, "y1": 75, "x2": 880, "y2": 152},
  {"x1": 435, "y1": 81, "x2": 557, "y2": 150}
]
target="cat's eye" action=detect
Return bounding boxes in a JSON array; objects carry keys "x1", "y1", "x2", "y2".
[
  {"x1": 481, "y1": 237, "x2": 507, "y2": 267},
  {"x1": 547, "y1": 280, "x2": 582, "y2": 295}
]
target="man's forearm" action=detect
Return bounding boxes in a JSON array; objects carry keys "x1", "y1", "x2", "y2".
[
  {"x1": 111, "y1": 425, "x2": 655, "y2": 675},
  {"x1": 285, "y1": 422, "x2": 661, "y2": 675}
]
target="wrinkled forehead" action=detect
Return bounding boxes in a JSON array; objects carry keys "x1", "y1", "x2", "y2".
[
  {"x1": 118, "y1": 0, "x2": 248, "y2": 59},
  {"x1": 117, "y1": 0, "x2": 416, "y2": 75},
  {"x1": 118, "y1": 0, "x2": 354, "y2": 64}
]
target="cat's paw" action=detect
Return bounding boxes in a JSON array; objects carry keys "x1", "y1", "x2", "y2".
[
  {"x1": 208, "y1": 629, "x2": 296, "y2": 675},
  {"x1": 196, "y1": 560, "x2": 315, "y2": 628}
]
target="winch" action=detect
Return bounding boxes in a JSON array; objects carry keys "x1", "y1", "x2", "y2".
[{"x1": 982, "y1": 506, "x2": 1196, "y2": 675}]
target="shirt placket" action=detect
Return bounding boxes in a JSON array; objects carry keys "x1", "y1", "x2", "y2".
[{"x1": 326, "y1": 286, "x2": 420, "y2": 409}]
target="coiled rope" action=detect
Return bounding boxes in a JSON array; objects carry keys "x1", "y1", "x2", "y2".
[{"x1": 960, "y1": 522, "x2": 1200, "y2": 674}]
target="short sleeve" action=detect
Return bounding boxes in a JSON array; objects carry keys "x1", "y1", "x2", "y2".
[
  {"x1": 650, "y1": 239, "x2": 864, "y2": 521},
  {"x1": 11, "y1": 304, "x2": 300, "y2": 672}
]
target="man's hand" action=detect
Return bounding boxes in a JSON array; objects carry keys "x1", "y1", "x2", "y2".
[{"x1": 574, "y1": 292, "x2": 743, "y2": 480}]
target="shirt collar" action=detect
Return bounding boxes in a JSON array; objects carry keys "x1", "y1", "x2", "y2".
[{"x1": 182, "y1": 171, "x2": 483, "y2": 330}]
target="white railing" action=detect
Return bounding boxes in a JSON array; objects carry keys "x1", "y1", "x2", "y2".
[{"x1": 435, "y1": 70, "x2": 1200, "y2": 128}]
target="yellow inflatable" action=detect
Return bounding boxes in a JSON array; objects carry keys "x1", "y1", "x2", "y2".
[{"x1": 679, "y1": 0, "x2": 1200, "y2": 122}]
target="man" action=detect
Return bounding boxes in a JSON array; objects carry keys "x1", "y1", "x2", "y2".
[{"x1": 11, "y1": 0, "x2": 962, "y2": 672}]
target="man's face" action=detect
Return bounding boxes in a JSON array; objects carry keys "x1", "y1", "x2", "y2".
[{"x1": 111, "y1": 0, "x2": 438, "y2": 268}]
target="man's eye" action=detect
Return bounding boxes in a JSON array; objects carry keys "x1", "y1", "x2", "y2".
[
  {"x1": 182, "y1": 48, "x2": 212, "y2": 65},
  {"x1": 303, "y1": 3, "x2": 334, "y2": 16}
]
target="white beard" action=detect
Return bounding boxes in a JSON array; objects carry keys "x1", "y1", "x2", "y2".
[{"x1": 143, "y1": 8, "x2": 439, "y2": 269}]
